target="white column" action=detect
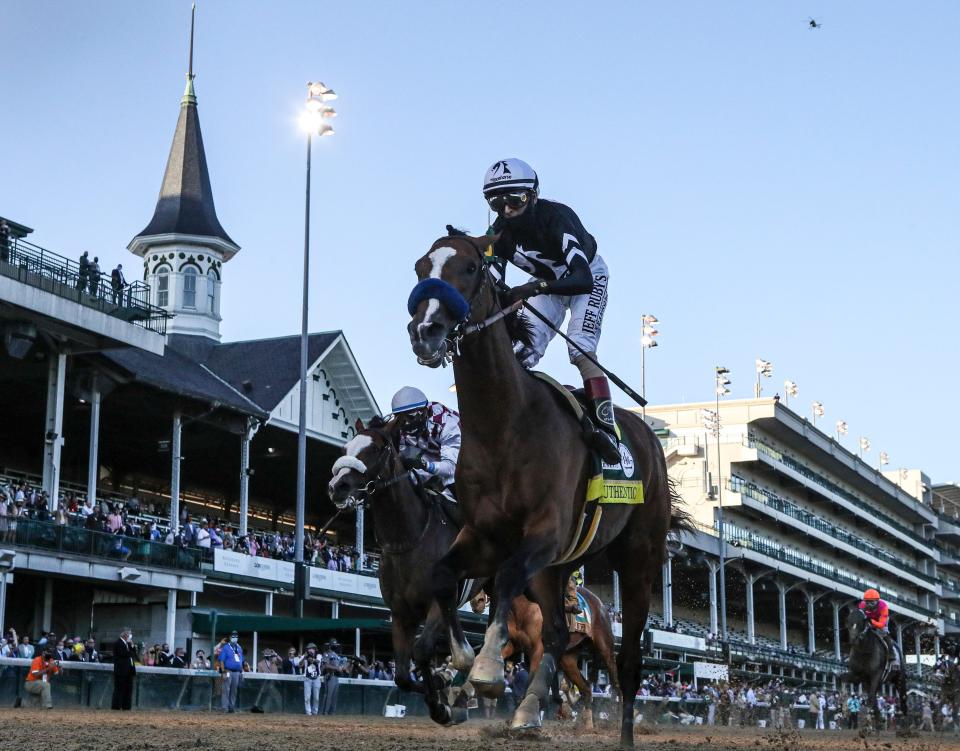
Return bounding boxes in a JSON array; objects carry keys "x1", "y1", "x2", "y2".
[
  {"x1": 265, "y1": 592, "x2": 273, "y2": 616},
  {"x1": 42, "y1": 578, "x2": 53, "y2": 632},
  {"x1": 806, "y1": 591, "x2": 816, "y2": 654},
  {"x1": 239, "y1": 420, "x2": 252, "y2": 536},
  {"x1": 332, "y1": 600, "x2": 340, "y2": 619},
  {"x1": 662, "y1": 558, "x2": 673, "y2": 627},
  {"x1": 170, "y1": 411, "x2": 182, "y2": 533},
  {"x1": 707, "y1": 560, "x2": 718, "y2": 637},
  {"x1": 832, "y1": 601, "x2": 841, "y2": 660},
  {"x1": 0, "y1": 571, "x2": 9, "y2": 635},
  {"x1": 165, "y1": 589, "x2": 177, "y2": 648},
  {"x1": 86, "y1": 373, "x2": 101, "y2": 505},
  {"x1": 42, "y1": 351, "x2": 67, "y2": 509},
  {"x1": 355, "y1": 627, "x2": 360, "y2": 657},
  {"x1": 252, "y1": 631, "x2": 258, "y2": 672},
  {"x1": 355, "y1": 506, "x2": 365, "y2": 570},
  {"x1": 935, "y1": 634, "x2": 941, "y2": 660},
  {"x1": 915, "y1": 629, "x2": 923, "y2": 678},
  {"x1": 745, "y1": 572, "x2": 755, "y2": 645},
  {"x1": 613, "y1": 571, "x2": 622, "y2": 614},
  {"x1": 777, "y1": 582, "x2": 788, "y2": 650},
  {"x1": 896, "y1": 623, "x2": 904, "y2": 653}
]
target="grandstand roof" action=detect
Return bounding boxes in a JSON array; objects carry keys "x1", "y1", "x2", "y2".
[
  {"x1": 130, "y1": 79, "x2": 237, "y2": 250},
  {"x1": 102, "y1": 343, "x2": 268, "y2": 418},
  {"x1": 205, "y1": 332, "x2": 340, "y2": 412}
]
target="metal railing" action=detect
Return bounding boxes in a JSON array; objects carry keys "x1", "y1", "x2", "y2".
[
  {"x1": 745, "y1": 437, "x2": 928, "y2": 546},
  {"x1": 0, "y1": 236, "x2": 169, "y2": 334},
  {"x1": 7, "y1": 518, "x2": 201, "y2": 571},
  {"x1": 718, "y1": 521, "x2": 936, "y2": 618},
  {"x1": 729, "y1": 476, "x2": 937, "y2": 584}
]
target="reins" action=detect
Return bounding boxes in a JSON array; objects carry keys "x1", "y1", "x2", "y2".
[{"x1": 342, "y1": 428, "x2": 444, "y2": 556}]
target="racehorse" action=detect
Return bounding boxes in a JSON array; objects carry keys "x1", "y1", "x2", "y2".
[
  {"x1": 406, "y1": 230, "x2": 688, "y2": 747},
  {"x1": 843, "y1": 608, "x2": 908, "y2": 730},
  {"x1": 327, "y1": 416, "x2": 481, "y2": 721},
  {"x1": 469, "y1": 584, "x2": 619, "y2": 729}
]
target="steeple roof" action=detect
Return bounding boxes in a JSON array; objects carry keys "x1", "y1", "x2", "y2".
[{"x1": 131, "y1": 7, "x2": 237, "y2": 250}]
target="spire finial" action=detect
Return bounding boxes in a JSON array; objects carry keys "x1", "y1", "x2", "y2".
[{"x1": 183, "y1": 3, "x2": 197, "y2": 104}]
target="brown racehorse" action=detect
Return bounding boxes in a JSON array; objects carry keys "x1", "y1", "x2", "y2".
[
  {"x1": 327, "y1": 417, "x2": 481, "y2": 722},
  {"x1": 406, "y1": 230, "x2": 687, "y2": 747},
  {"x1": 470, "y1": 585, "x2": 619, "y2": 729}
]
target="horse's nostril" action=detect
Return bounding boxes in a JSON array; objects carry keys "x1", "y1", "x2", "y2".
[{"x1": 420, "y1": 321, "x2": 444, "y2": 339}]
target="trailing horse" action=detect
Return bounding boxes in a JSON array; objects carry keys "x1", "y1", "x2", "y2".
[
  {"x1": 470, "y1": 584, "x2": 619, "y2": 729},
  {"x1": 842, "y1": 608, "x2": 908, "y2": 730},
  {"x1": 406, "y1": 230, "x2": 688, "y2": 747},
  {"x1": 327, "y1": 417, "x2": 480, "y2": 722}
]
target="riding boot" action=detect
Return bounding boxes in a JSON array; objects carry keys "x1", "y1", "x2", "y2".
[{"x1": 583, "y1": 376, "x2": 622, "y2": 466}]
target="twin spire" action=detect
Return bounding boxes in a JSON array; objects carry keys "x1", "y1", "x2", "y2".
[{"x1": 130, "y1": 2, "x2": 237, "y2": 250}]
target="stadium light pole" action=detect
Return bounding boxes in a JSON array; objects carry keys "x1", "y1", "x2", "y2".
[
  {"x1": 879, "y1": 451, "x2": 889, "y2": 471},
  {"x1": 713, "y1": 366, "x2": 731, "y2": 641},
  {"x1": 783, "y1": 380, "x2": 798, "y2": 407},
  {"x1": 858, "y1": 436, "x2": 871, "y2": 459},
  {"x1": 640, "y1": 314, "x2": 659, "y2": 418},
  {"x1": 754, "y1": 358, "x2": 772, "y2": 398},
  {"x1": 295, "y1": 82, "x2": 336, "y2": 614},
  {"x1": 811, "y1": 401, "x2": 824, "y2": 427},
  {"x1": 835, "y1": 420, "x2": 848, "y2": 442}
]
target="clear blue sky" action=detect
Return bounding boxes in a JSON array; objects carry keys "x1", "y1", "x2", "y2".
[{"x1": 2, "y1": 1, "x2": 957, "y2": 483}]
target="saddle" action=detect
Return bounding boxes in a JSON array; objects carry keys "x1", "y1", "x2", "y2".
[{"x1": 531, "y1": 372, "x2": 645, "y2": 566}]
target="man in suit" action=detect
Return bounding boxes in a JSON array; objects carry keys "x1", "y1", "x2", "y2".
[{"x1": 112, "y1": 627, "x2": 137, "y2": 710}]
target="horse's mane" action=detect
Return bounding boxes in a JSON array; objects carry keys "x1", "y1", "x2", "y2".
[{"x1": 444, "y1": 225, "x2": 536, "y2": 356}]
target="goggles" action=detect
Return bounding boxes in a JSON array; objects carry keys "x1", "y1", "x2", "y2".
[{"x1": 486, "y1": 191, "x2": 530, "y2": 213}]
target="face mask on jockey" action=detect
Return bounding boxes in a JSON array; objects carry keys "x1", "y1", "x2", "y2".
[{"x1": 397, "y1": 409, "x2": 428, "y2": 433}]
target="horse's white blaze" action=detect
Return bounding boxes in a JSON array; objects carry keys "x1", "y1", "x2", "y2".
[
  {"x1": 428, "y1": 246, "x2": 457, "y2": 278},
  {"x1": 418, "y1": 246, "x2": 458, "y2": 332}
]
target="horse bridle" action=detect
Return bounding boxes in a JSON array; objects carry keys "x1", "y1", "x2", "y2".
[
  {"x1": 414, "y1": 241, "x2": 520, "y2": 368},
  {"x1": 337, "y1": 428, "x2": 443, "y2": 556}
]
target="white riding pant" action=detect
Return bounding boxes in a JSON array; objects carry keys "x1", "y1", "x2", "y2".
[{"x1": 514, "y1": 254, "x2": 609, "y2": 369}]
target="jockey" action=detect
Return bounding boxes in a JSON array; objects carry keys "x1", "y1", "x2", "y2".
[
  {"x1": 483, "y1": 158, "x2": 621, "y2": 466},
  {"x1": 859, "y1": 588, "x2": 897, "y2": 661},
  {"x1": 390, "y1": 386, "x2": 461, "y2": 501}
]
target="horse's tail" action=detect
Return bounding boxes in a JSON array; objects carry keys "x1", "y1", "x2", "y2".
[{"x1": 668, "y1": 478, "x2": 697, "y2": 538}]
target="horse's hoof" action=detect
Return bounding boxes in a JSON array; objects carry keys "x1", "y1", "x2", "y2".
[
  {"x1": 511, "y1": 703, "x2": 542, "y2": 731},
  {"x1": 449, "y1": 706, "x2": 470, "y2": 725},
  {"x1": 470, "y1": 677, "x2": 506, "y2": 699},
  {"x1": 582, "y1": 708, "x2": 595, "y2": 731},
  {"x1": 468, "y1": 654, "x2": 505, "y2": 688}
]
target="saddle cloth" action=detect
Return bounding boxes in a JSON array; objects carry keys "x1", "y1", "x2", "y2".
[
  {"x1": 566, "y1": 590, "x2": 593, "y2": 638},
  {"x1": 531, "y1": 372, "x2": 644, "y2": 566}
]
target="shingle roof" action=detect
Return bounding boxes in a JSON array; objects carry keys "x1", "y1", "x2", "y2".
[
  {"x1": 204, "y1": 332, "x2": 341, "y2": 412},
  {"x1": 103, "y1": 345, "x2": 267, "y2": 418},
  {"x1": 132, "y1": 94, "x2": 236, "y2": 247}
]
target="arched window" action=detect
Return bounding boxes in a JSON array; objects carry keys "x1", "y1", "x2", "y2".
[
  {"x1": 156, "y1": 268, "x2": 170, "y2": 307},
  {"x1": 183, "y1": 267, "x2": 198, "y2": 309},
  {"x1": 207, "y1": 269, "x2": 217, "y2": 313}
]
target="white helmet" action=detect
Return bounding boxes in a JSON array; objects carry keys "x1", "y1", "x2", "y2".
[
  {"x1": 391, "y1": 386, "x2": 429, "y2": 414},
  {"x1": 483, "y1": 158, "x2": 538, "y2": 197}
]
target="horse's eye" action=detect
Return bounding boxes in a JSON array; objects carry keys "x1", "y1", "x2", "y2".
[{"x1": 466, "y1": 263, "x2": 477, "y2": 274}]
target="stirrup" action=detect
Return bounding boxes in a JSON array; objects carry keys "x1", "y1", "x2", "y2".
[{"x1": 588, "y1": 428, "x2": 622, "y2": 466}]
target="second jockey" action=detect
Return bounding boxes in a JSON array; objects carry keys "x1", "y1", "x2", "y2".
[
  {"x1": 390, "y1": 386, "x2": 461, "y2": 502},
  {"x1": 859, "y1": 588, "x2": 897, "y2": 665},
  {"x1": 483, "y1": 158, "x2": 621, "y2": 466}
]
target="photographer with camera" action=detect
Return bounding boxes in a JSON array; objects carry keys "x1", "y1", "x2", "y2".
[
  {"x1": 24, "y1": 647, "x2": 60, "y2": 708},
  {"x1": 298, "y1": 643, "x2": 323, "y2": 715}
]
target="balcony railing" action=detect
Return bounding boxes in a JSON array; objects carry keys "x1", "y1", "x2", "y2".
[
  {"x1": 9, "y1": 518, "x2": 201, "y2": 572},
  {"x1": 729, "y1": 475, "x2": 937, "y2": 585},
  {"x1": 718, "y1": 521, "x2": 936, "y2": 619},
  {"x1": 745, "y1": 436, "x2": 928, "y2": 546},
  {"x1": 0, "y1": 236, "x2": 169, "y2": 334}
]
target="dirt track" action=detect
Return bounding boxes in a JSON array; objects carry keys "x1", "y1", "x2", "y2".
[{"x1": 1, "y1": 710, "x2": 958, "y2": 751}]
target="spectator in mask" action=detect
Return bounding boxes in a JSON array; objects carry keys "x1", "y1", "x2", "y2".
[
  {"x1": 80, "y1": 639, "x2": 99, "y2": 663},
  {"x1": 111, "y1": 627, "x2": 137, "y2": 711},
  {"x1": 24, "y1": 648, "x2": 60, "y2": 708},
  {"x1": 217, "y1": 631, "x2": 244, "y2": 713},
  {"x1": 192, "y1": 650, "x2": 210, "y2": 670},
  {"x1": 170, "y1": 648, "x2": 187, "y2": 669},
  {"x1": 300, "y1": 643, "x2": 323, "y2": 716}
]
